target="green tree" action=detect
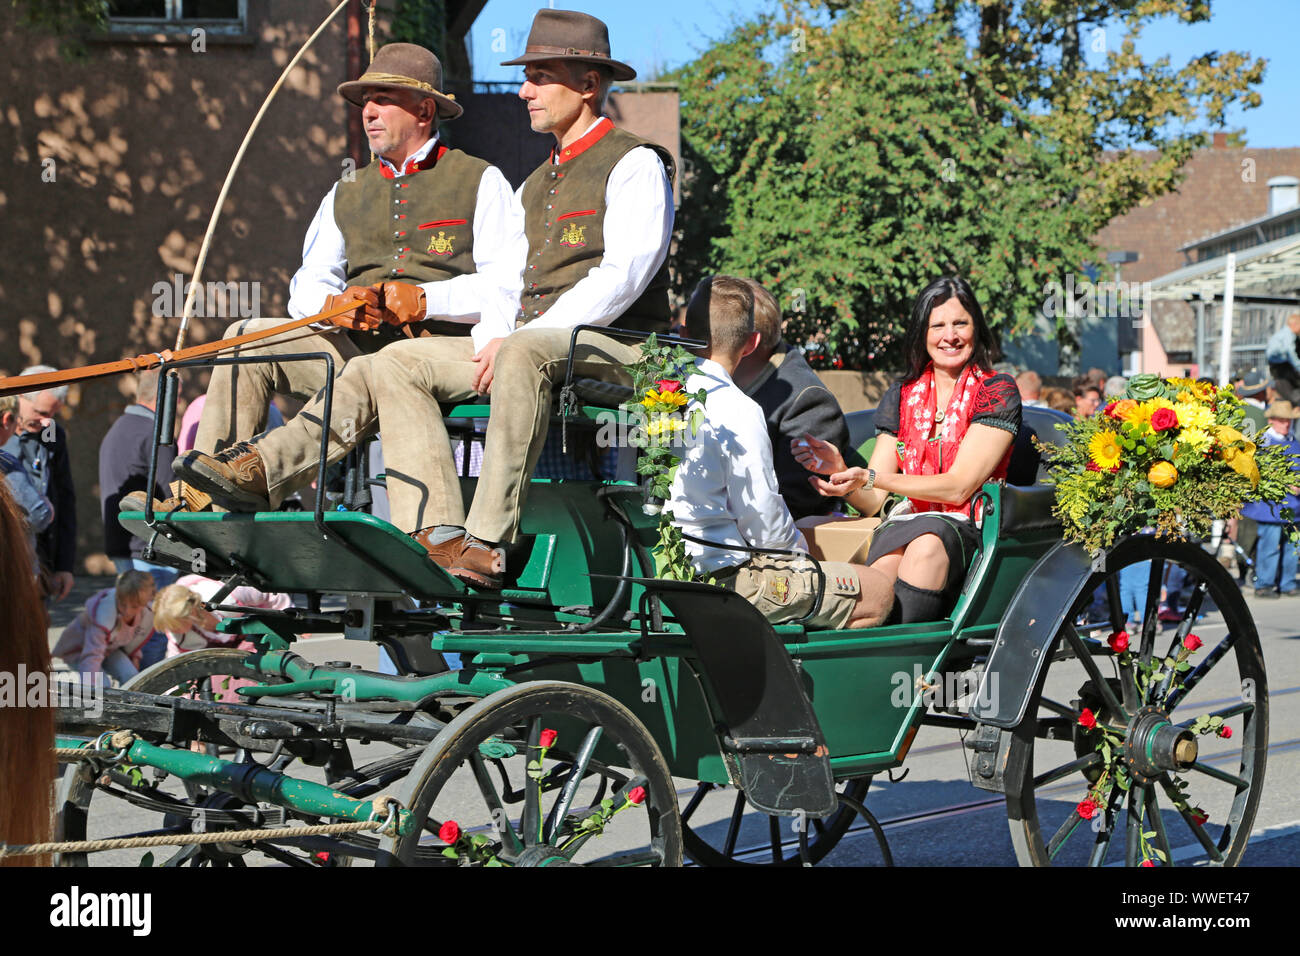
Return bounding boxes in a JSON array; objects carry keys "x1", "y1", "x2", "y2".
[{"x1": 670, "y1": 0, "x2": 1263, "y2": 369}]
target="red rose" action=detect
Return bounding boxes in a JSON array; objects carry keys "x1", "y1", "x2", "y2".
[
  {"x1": 1140, "y1": 859, "x2": 1154, "y2": 867},
  {"x1": 1107, "y1": 631, "x2": 1130, "y2": 653},
  {"x1": 1078, "y1": 708, "x2": 1098, "y2": 730},
  {"x1": 1217, "y1": 725, "x2": 1232, "y2": 739},
  {"x1": 438, "y1": 820, "x2": 460, "y2": 844},
  {"x1": 538, "y1": 728, "x2": 557, "y2": 749},
  {"x1": 1190, "y1": 808, "x2": 1209, "y2": 826},
  {"x1": 1183, "y1": 634, "x2": 1203, "y2": 652},
  {"x1": 627, "y1": 785, "x2": 647, "y2": 805},
  {"x1": 1076, "y1": 797, "x2": 1099, "y2": 820},
  {"x1": 1150, "y1": 407, "x2": 1179, "y2": 432},
  {"x1": 654, "y1": 379, "x2": 682, "y2": 393}
]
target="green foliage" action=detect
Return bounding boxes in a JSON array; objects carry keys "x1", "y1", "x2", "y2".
[
  {"x1": 385, "y1": 0, "x2": 446, "y2": 58},
  {"x1": 669, "y1": 0, "x2": 1264, "y2": 369},
  {"x1": 11, "y1": 0, "x2": 110, "y2": 60}
]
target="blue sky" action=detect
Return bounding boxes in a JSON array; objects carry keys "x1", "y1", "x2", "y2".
[{"x1": 469, "y1": 0, "x2": 1298, "y2": 148}]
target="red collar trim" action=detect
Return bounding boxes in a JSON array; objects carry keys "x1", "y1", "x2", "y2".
[
  {"x1": 553, "y1": 118, "x2": 614, "y2": 165},
  {"x1": 379, "y1": 144, "x2": 449, "y2": 180}
]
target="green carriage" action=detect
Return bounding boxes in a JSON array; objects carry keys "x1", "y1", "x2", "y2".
[{"x1": 49, "y1": 352, "x2": 1269, "y2": 868}]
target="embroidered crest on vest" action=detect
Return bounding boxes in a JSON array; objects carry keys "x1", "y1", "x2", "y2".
[
  {"x1": 427, "y1": 231, "x2": 456, "y2": 256},
  {"x1": 560, "y1": 222, "x2": 587, "y2": 248},
  {"x1": 766, "y1": 575, "x2": 792, "y2": 606}
]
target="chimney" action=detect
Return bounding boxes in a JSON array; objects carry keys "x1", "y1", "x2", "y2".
[
  {"x1": 1269, "y1": 176, "x2": 1300, "y2": 216},
  {"x1": 1212, "y1": 132, "x2": 1228, "y2": 149}
]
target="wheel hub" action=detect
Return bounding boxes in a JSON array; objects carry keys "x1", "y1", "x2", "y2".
[
  {"x1": 1124, "y1": 705, "x2": 1197, "y2": 785},
  {"x1": 514, "y1": 845, "x2": 578, "y2": 867}
]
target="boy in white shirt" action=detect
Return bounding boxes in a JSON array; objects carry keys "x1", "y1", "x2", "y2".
[{"x1": 668, "y1": 276, "x2": 892, "y2": 628}]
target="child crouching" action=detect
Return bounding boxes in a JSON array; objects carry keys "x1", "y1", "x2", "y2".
[{"x1": 52, "y1": 570, "x2": 161, "y2": 684}]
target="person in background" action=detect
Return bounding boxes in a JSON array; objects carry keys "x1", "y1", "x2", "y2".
[
  {"x1": 1016, "y1": 370, "x2": 1044, "y2": 407},
  {"x1": 1103, "y1": 375, "x2": 1128, "y2": 399},
  {"x1": 2, "y1": 367, "x2": 77, "y2": 601},
  {"x1": 1041, "y1": 386, "x2": 1074, "y2": 414},
  {"x1": 0, "y1": 394, "x2": 53, "y2": 577},
  {"x1": 51, "y1": 570, "x2": 159, "y2": 685},
  {"x1": 1072, "y1": 376, "x2": 1101, "y2": 418},
  {"x1": 1243, "y1": 400, "x2": 1300, "y2": 599},
  {"x1": 153, "y1": 573, "x2": 294, "y2": 658},
  {"x1": 1265, "y1": 312, "x2": 1300, "y2": 404},
  {"x1": 178, "y1": 393, "x2": 284, "y2": 455},
  {"x1": 731, "y1": 278, "x2": 850, "y2": 520},
  {"x1": 99, "y1": 368, "x2": 179, "y2": 586},
  {"x1": 1234, "y1": 375, "x2": 1268, "y2": 437},
  {"x1": 0, "y1": 481, "x2": 55, "y2": 865}
]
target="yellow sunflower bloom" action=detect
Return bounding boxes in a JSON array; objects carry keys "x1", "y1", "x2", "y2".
[
  {"x1": 1089, "y1": 429, "x2": 1123, "y2": 470},
  {"x1": 641, "y1": 388, "x2": 689, "y2": 410},
  {"x1": 645, "y1": 416, "x2": 688, "y2": 439},
  {"x1": 1129, "y1": 398, "x2": 1174, "y2": 427}
]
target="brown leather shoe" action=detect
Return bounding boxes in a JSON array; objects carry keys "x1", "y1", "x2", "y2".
[
  {"x1": 173, "y1": 441, "x2": 270, "y2": 512},
  {"x1": 411, "y1": 529, "x2": 506, "y2": 589},
  {"x1": 121, "y1": 481, "x2": 216, "y2": 514}
]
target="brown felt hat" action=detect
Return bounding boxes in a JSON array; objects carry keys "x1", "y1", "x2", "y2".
[
  {"x1": 500, "y1": 9, "x2": 637, "y2": 82},
  {"x1": 1264, "y1": 400, "x2": 1300, "y2": 420},
  {"x1": 338, "y1": 43, "x2": 463, "y2": 120}
]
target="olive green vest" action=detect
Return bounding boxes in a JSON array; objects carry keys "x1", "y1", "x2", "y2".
[
  {"x1": 518, "y1": 124, "x2": 675, "y2": 333},
  {"x1": 333, "y1": 146, "x2": 488, "y2": 350}
]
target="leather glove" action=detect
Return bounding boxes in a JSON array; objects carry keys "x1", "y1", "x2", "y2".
[
  {"x1": 379, "y1": 281, "x2": 428, "y2": 326},
  {"x1": 324, "y1": 286, "x2": 384, "y2": 331}
]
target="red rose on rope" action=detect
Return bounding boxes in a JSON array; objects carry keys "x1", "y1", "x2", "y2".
[
  {"x1": 1150, "y1": 407, "x2": 1179, "y2": 432},
  {"x1": 627, "y1": 785, "x2": 646, "y2": 806},
  {"x1": 1217, "y1": 726, "x2": 1232, "y2": 739},
  {"x1": 654, "y1": 379, "x2": 682, "y2": 393},
  {"x1": 538, "y1": 728, "x2": 558, "y2": 749},
  {"x1": 438, "y1": 820, "x2": 460, "y2": 844},
  {"x1": 1077, "y1": 797, "x2": 1100, "y2": 820},
  {"x1": 1183, "y1": 634, "x2": 1204, "y2": 652},
  {"x1": 1078, "y1": 708, "x2": 1098, "y2": 730},
  {"x1": 1107, "y1": 631, "x2": 1130, "y2": 653}
]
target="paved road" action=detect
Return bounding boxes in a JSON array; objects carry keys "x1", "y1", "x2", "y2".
[{"x1": 47, "y1": 574, "x2": 1300, "y2": 868}]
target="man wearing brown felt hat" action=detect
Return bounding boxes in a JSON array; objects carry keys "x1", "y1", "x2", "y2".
[
  {"x1": 174, "y1": 12, "x2": 677, "y2": 591},
  {"x1": 171, "y1": 43, "x2": 526, "y2": 526},
  {"x1": 181, "y1": 42, "x2": 524, "y2": 479}
]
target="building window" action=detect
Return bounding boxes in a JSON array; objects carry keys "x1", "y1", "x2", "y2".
[{"x1": 108, "y1": 0, "x2": 246, "y2": 32}]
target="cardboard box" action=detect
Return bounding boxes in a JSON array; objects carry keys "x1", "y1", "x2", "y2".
[{"x1": 796, "y1": 515, "x2": 881, "y2": 564}]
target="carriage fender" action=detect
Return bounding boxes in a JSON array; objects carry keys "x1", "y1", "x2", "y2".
[{"x1": 968, "y1": 540, "x2": 1096, "y2": 729}]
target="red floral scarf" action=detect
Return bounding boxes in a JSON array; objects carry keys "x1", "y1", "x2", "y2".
[{"x1": 896, "y1": 362, "x2": 1008, "y2": 516}]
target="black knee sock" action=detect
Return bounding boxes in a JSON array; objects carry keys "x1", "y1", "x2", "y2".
[{"x1": 893, "y1": 578, "x2": 948, "y2": 624}]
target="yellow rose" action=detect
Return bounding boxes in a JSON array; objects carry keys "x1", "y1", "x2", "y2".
[{"x1": 1148, "y1": 460, "x2": 1178, "y2": 488}]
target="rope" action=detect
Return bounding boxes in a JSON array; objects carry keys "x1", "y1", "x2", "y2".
[
  {"x1": 0, "y1": 819, "x2": 386, "y2": 859},
  {"x1": 174, "y1": 0, "x2": 351, "y2": 352},
  {"x1": 367, "y1": 0, "x2": 376, "y2": 64}
]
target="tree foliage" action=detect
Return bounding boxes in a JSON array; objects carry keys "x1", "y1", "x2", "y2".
[{"x1": 670, "y1": 0, "x2": 1264, "y2": 369}]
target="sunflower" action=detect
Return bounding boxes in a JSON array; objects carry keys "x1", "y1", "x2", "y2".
[
  {"x1": 1089, "y1": 429, "x2": 1124, "y2": 470},
  {"x1": 645, "y1": 416, "x2": 687, "y2": 439},
  {"x1": 641, "y1": 388, "x2": 689, "y2": 410},
  {"x1": 1130, "y1": 397, "x2": 1175, "y2": 427}
]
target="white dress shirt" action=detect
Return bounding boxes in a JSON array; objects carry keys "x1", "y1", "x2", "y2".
[
  {"x1": 522, "y1": 118, "x2": 675, "y2": 331},
  {"x1": 668, "y1": 358, "x2": 808, "y2": 575},
  {"x1": 289, "y1": 135, "x2": 526, "y2": 352}
]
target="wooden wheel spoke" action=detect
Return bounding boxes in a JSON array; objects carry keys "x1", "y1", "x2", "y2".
[
  {"x1": 1046, "y1": 810, "x2": 1084, "y2": 860},
  {"x1": 544, "y1": 724, "x2": 604, "y2": 845},
  {"x1": 585, "y1": 848, "x2": 665, "y2": 867},
  {"x1": 721, "y1": 790, "x2": 746, "y2": 858},
  {"x1": 1033, "y1": 751, "x2": 1102, "y2": 788},
  {"x1": 1124, "y1": 783, "x2": 1146, "y2": 867},
  {"x1": 520, "y1": 717, "x2": 543, "y2": 847},
  {"x1": 1105, "y1": 576, "x2": 1125, "y2": 632},
  {"x1": 1158, "y1": 777, "x2": 1224, "y2": 862},
  {"x1": 768, "y1": 816, "x2": 782, "y2": 864},
  {"x1": 1138, "y1": 558, "x2": 1165, "y2": 660},
  {"x1": 1166, "y1": 631, "x2": 1239, "y2": 710},
  {"x1": 1037, "y1": 697, "x2": 1078, "y2": 719},
  {"x1": 469, "y1": 752, "x2": 525, "y2": 856},
  {"x1": 680, "y1": 782, "x2": 712, "y2": 825},
  {"x1": 1087, "y1": 787, "x2": 1126, "y2": 867},
  {"x1": 1188, "y1": 759, "x2": 1250, "y2": 790},
  {"x1": 1062, "y1": 623, "x2": 1129, "y2": 721},
  {"x1": 1145, "y1": 785, "x2": 1173, "y2": 866}
]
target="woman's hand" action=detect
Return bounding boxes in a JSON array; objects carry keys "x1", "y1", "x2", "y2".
[
  {"x1": 791, "y1": 434, "x2": 847, "y2": 475},
  {"x1": 810, "y1": 467, "x2": 871, "y2": 498}
]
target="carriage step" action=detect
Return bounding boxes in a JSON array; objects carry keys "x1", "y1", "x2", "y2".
[{"x1": 721, "y1": 735, "x2": 820, "y2": 755}]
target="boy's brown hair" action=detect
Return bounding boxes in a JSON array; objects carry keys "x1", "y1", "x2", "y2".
[
  {"x1": 741, "y1": 279, "x2": 782, "y2": 351},
  {"x1": 684, "y1": 276, "x2": 756, "y2": 354}
]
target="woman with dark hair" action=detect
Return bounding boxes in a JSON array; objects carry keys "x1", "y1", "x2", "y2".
[
  {"x1": 0, "y1": 479, "x2": 55, "y2": 864},
  {"x1": 793, "y1": 275, "x2": 1021, "y2": 623}
]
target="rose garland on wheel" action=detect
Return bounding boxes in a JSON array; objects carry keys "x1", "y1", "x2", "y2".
[{"x1": 1042, "y1": 373, "x2": 1299, "y2": 553}]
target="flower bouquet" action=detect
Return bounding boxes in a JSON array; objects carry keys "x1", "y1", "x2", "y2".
[
  {"x1": 1043, "y1": 374, "x2": 1300, "y2": 554},
  {"x1": 621, "y1": 334, "x2": 706, "y2": 580}
]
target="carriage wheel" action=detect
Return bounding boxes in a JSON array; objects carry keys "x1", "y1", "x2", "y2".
[
  {"x1": 679, "y1": 777, "x2": 877, "y2": 866},
  {"x1": 378, "y1": 681, "x2": 682, "y2": 866},
  {"x1": 1004, "y1": 536, "x2": 1268, "y2": 867},
  {"x1": 56, "y1": 648, "x2": 417, "y2": 868}
]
